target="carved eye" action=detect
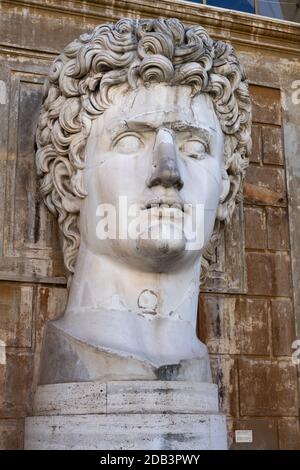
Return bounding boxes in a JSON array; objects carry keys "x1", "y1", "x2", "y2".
[
  {"x1": 114, "y1": 133, "x2": 143, "y2": 154},
  {"x1": 181, "y1": 139, "x2": 208, "y2": 160}
]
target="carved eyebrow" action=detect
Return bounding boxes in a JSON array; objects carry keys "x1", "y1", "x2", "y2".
[
  {"x1": 170, "y1": 123, "x2": 212, "y2": 146},
  {"x1": 108, "y1": 119, "x2": 213, "y2": 145},
  {"x1": 108, "y1": 120, "x2": 131, "y2": 141},
  {"x1": 107, "y1": 119, "x2": 156, "y2": 141}
]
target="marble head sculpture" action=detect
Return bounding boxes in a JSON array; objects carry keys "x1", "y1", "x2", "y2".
[{"x1": 36, "y1": 18, "x2": 251, "y2": 384}]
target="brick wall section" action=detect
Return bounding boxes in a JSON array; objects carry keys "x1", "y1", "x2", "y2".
[
  {"x1": 0, "y1": 79, "x2": 299, "y2": 449},
  {"x1": 198, "y1": 85, "x2": 300, "y2": 450},
  {"x1": 0, "y1": 284, "x2": 67, "y2": 449}
]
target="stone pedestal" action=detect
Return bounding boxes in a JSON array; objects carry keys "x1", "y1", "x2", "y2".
[{"x1": 25, "y1": 381, "x2": 227, "y2": 450}]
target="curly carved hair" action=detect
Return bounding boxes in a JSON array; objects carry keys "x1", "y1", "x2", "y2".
[{"x1": 36, "y1": 18, "x2": 251, "y2": 282}]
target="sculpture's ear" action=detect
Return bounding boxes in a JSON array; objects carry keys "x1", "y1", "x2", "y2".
[
  {"x1": 217, "y1": 170, "x2": 240, "y2": 222},
  {"x1": 53, "y1": 159, "x2": 82, "y2": 213},
  {"x1": 219, "y1": 169, "x2": 230, "y2": 204}
]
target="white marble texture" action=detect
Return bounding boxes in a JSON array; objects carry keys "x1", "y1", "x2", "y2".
[
  {"x1": 39, "y1": 85, "x2": 226, "y2": 383},
  {"x1": 26, "y1": 381, "x2": 227, "y2": 450},
  {"x1": 30, "y1": 19, "x2": 252, "y2": 450},
  {"x1": 33, "y1": 381, "x2": 219, "y2": 415},
  {"x1": 25, "y1": 413, "x2": 227, "y2": 450},
  {"x1": 35, "y1": 19, "x2": 251, "y2": 385}
]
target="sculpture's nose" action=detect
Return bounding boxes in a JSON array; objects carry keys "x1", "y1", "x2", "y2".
[{"x1": 147, "y1": 128, "x2": 184, "y2": 191}]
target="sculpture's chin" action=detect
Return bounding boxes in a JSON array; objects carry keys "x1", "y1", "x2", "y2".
[{"x1": 136, "y1": 222, "x2": 186, "y2": 261}]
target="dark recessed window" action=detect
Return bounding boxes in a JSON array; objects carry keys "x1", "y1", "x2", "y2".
[
  {"x1": 187, "y1": 0, "x2": 300, "y2": 23},
  {"x1": 206, "y1": 0, "x2": 255, "y2": 14},
  {"x1": 258, "y1": 1, "x2": 300, "y2": 22}
]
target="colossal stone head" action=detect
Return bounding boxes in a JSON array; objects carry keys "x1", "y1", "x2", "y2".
[{"x1": 36, "y1": 18, "x2": 251, "y2": 282}]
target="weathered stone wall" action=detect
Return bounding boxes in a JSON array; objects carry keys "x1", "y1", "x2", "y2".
[
  {"x1": 199, "y1": 85, "x2": 299, "y2": 449},
  {"x1": 0, "y1": 0, "x2": 299, "y2": 450}
]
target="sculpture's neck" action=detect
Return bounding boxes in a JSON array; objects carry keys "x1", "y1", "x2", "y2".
[
  {"x1": 66, "y1": 244, "x2": 201, "y2": 322},
  {"x1": 58, "y1": 243, "x2": 204, "y2": 366}
]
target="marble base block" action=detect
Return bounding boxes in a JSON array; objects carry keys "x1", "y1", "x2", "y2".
[{"x1": 25, "y1": 381, "x2": 227, "y2": 450}]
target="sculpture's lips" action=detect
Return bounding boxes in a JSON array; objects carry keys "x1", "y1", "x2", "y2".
[{"x1": 142, "y1": 199, "x2": 185, "y2": 212}]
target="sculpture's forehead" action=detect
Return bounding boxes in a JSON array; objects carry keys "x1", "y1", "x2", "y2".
[{"x1": 93, "y1": 84, "x2": 220, "y2": 137}]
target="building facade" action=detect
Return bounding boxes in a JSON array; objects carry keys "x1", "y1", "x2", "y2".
[{"x1": 0, "y1": 0, "x2": 299, "y2": 449}]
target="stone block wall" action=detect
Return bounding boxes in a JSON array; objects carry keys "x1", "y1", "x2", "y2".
[
  {"x1": 0, "y1": 0, "x2": 299, "y2": 450},
  {"x1": 0, "y1": 285, "x2": 67, "y2": 448},
  {"x1": 198, "y1": 85, "x2": 300, "y2": 449}
]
